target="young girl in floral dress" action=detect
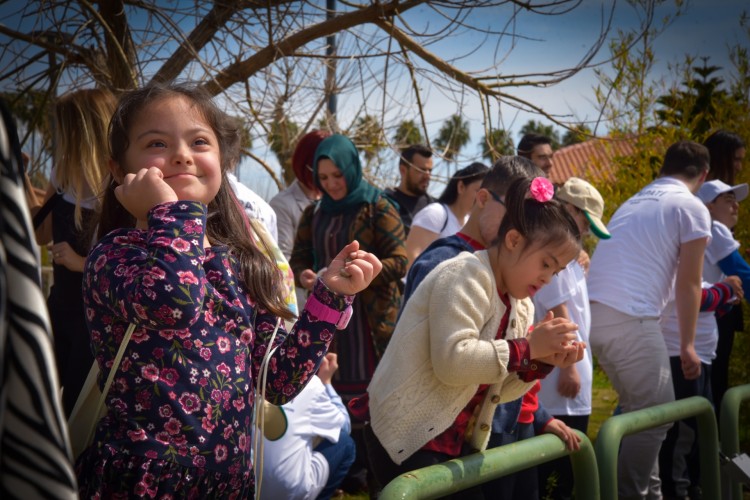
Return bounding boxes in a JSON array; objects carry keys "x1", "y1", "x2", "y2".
[{"x1": 75, "y1": 83, "x2": 381, "y2": 498}]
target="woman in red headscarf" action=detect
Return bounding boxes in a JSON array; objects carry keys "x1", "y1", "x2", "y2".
[{"x1": 270, "y1": 130, "x2": 330, "y2": 259}]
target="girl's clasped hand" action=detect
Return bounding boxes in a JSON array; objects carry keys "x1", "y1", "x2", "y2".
[{"x1": 529, "y1": 311, "x2": 587, "y2": 368}]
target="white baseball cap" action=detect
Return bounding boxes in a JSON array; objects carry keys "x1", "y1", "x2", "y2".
[{"x1": 696, "y1": 180, "x2": 749, "y2": 205}]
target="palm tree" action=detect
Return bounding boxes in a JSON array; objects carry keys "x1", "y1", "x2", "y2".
[
  {"x1": 393, "y1": 119, "x2": 424, "y2": 149},
  {"x1": 519, "y1": 120, "x2": 560, "y2": 149},
  {"x1": 561, "y1": 123, "x2": 592, "y2": 146},
  {"x1": 479, "y1": 129, "x2": 514, "y2": 162},
  {"x1": 352, "y1": 114, "x2": 387, "y2": 167},
  {"x1": 434, "y1": 114, "x2": 470, "y2": 166}
]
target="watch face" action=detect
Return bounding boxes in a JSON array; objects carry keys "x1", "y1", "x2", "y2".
[{"x1": 336, "y1": 305, "x2": 353, "y2": 329}]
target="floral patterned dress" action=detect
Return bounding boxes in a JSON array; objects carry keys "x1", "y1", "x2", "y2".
[{"x1": 76, "y1": 201, "x2": 352, "y2": 499}]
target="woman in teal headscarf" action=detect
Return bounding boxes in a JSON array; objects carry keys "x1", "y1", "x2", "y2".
[{"x1": 291, "y1": 134, "x2": 407, "y2": 402}]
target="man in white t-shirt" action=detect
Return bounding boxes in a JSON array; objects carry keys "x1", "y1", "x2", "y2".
[
  {"x1": 260, "y1": 353, "x2": 355, "y2": 500},
  {"x1": 534, "y1": 177, "x2": 610, "y2": 499},
  {"x1": 587, "y1": 140, "x2": 712, "y2": 500},
  {"x1": 658, "y1": 179, "x2": 748, "y2": 499}
]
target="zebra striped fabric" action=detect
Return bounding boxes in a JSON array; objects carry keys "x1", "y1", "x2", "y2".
[{"x1": 0, "y1": 100, "x2": 77, "y2": 498}]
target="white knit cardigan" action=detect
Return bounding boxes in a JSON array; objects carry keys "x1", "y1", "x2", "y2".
[{"x1": 367, "y1": 250, "x2": 536, "y2": 464}]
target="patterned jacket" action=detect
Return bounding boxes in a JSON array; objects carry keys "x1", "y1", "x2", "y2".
[{"x1": 290, "y1": 195, "x2": 406, "y2": 358}]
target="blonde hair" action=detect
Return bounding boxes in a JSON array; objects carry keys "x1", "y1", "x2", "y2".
[{"x1": 53, "y1": 88, "x2": 116, "y2": 229}]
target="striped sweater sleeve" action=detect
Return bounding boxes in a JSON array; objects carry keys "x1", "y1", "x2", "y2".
[{"x1": 700, "y1": 281, "x2": 734, "y2": 315}]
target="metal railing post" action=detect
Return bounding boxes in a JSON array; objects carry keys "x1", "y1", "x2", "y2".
[
  {"x1": 594, "y1": 396, "x2": 720, "y2": 500},
  {"x1": 380, "y1": 430, "x2": 598, "y2": 499},
  {"x1": 719, "y1": 384, "x2": 750, "y2": 500}
]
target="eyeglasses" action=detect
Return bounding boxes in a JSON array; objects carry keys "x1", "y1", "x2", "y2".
[{"x1": 488, "y1": 190, "x2": 505, "y2": 205}]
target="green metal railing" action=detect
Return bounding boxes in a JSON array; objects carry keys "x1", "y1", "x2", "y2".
[
  {"x1": 380, "y1": 430, "x2": 599, "y2": 499},
  {"x1": 719, "y1": 384, "x2": 750, "y2": 500},
  {"x1": 594, "y1": 396, "x2": 720, "y2": 500}
]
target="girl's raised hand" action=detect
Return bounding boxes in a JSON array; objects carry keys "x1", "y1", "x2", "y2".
[
  {"x1": 527, "y1": 311, "x2": 580, "y2": 361},
  {"x1": 321, "y1": 240, "x2": 382, "y2": 296},
  {"x1": 115, "y1": 167, "x2": 178, "y2": 224}
]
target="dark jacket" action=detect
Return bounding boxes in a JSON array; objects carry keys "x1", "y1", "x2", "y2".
[{"x1": 290, "y1": 195, "x2": 407, "y2": 358}]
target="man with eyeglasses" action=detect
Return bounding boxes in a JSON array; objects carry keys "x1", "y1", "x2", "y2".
[
  {"x1": 517, "y1": 133, "x2": 554, "y2": 175},
  {"x1": 384, "y1": 144, "x2": 436, "y2": 235}
]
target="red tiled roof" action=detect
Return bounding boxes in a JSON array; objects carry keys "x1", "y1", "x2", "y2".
[{"x1": 549, "y1": 137, "x2": 638, "y2": 185}]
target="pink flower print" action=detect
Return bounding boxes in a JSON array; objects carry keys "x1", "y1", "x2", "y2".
[
  {"x1": 150, "y1": 267, "x2": 167, "y2": 280},
  {"x1": 206, "y1": 270, "x2": 223, "y2": 282},
  {"x1": 211, "y1": 389, "x2": 223, "y2": 402},
  {"x1": 152, "y1": 347, "x2": 164, "y2": 359},
  {"x1": 152, "y1": 236, "x2": 173, "y2": 247},
  {"x1": 239, "y1": 330, "x2": 253, "y2": 345},
  {"x1": 192, "y1": 455, "x2": 207, "y2": 468},
  {"x1": 93, "y1": 254, "x2": 107, "y2": 272},
  {"x1": 217, "y1": 336, "x2": 231, "y2": 354},
  {"x1": 151, "y1": 205, "x2": 172, "y2": 219},
  {"x1": 183, "y1": 219, "x2": 202, "y2": 234},
  {"x1": 202, "y1": 416, "x2": 216, "y2": 433},
  {"x1": 177, "y1": 270, "x2": 199, "y2": 285},
  {"x1": 136, "y1": 389, "x2": 153, "y2": 410},
  {"x1": 165, "y1": 417, "x2": 182, "y2": 435},
  {"x1": 199, "y1": 347, "x2": 212, "y2": 361},
  {"x1": 214, "y1": 444, "x2": 229, "y2": 464},
  {"x1": 269, "y1": 357, "x2": 278, "y2": 375},
  {"x1": 232, "y1": 398, "x2": 246, "y2": 412},
  {"x1": 190, "y1": 446, "x2": 199, "y2": 456},
  {"x1": 286, "y1": 346, "x2": 298, "y2": 359},
  {"x1": 173, "y1": 434, "x2": 187, "y2": 447},
  {"x1": 298, "y1": 329, "x2": 311, "y2": 347},
  {"x1": 141, "y1": 364, "x2": 160, "y2": 382},
  {"x1": 121, "y1": 357, "x2": 131, "y2": 371},
  {"x1": 133, "y1": 303, "x2": 148, "y2": 320},
  {"x1": 170, "y1": 238, "x2": 191, "y2": 252},
  {"x1": 319, "y1": 328, "x2": 334, "y2": 342},
  {"x1": 283, "y1": 384, "x2": 296, "y2": 396},
  {"x1": 179, "y1": 392, "x2": 201, "y2": 414},
  {"x1": 127, "y1": 428, "x2": 148, "y2": 442},
  {"x1": 113, "y1": 377, "x2": 129, "y2": 393},
  {"x1": 160, "y1": 368, "x2": 179, "y2": 387},
  {"x1": 303, "y1": 359, "x2": 315, "y2": 374},
  {"x1": 223, "y1": 425, "x2": 233, "y2": 440},
  {"x1": 204, "y1": 308, "x2": 217, "y2": 326},
  {"x1": 132, "y1": 328, "x2": 150, "y2": 344},
  {"x1": 223, "y1": 320, "x2": 237, "y2": 334},
  {"x1": 238, "y1": 433, "x2": 248, "y2": 452},
  {"x1": 234, "y1": 354, "x2": 246, "y2": 372},
  {"x1": 158, "y1": 404, "x2": 174, "y2": 418},
  {"x1": 199, "y1": 377, "x2": 208, "y2": 387},
  {"x1": 529, "y1": 177, "x2": 554, "y2": 202},
  {"x1": 164, "y1": 254, "x2": 177, "y2": 263},
  {"x1": 216, "y1": 362, "x2": 231, "y2": 377},
  {"x1": 142, "y1": 274, "x2": 155, "y2": 287},
  {"x1": 159, "y1": 330, "x2": 175, "y2": 341},
  {"x1": 155, "y1": 431, "x2": 171, "y2": 444}
]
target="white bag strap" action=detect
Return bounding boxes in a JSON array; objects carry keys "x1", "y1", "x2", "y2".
[{"x1": 84, "y1": 322, "x2": 137, "y2": 447}]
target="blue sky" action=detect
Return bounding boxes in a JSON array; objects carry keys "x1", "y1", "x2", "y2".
[{"x1": 243, "y1": 0, "x2": 748, "y2": 198}]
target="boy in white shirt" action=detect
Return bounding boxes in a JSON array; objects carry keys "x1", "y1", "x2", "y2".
[
  {"x1": 260, "y1": 354, "x2": 355, "y2": 500},
  {"x1": 534, "y1": 177, "x2": 610, "y2": 499},
  {"x1": 658, "y1": 179, "x2": 748, "y2": 499}
]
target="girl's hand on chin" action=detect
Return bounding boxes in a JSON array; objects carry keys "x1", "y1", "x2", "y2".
[
  {"x1": 115, "y1": 167, "x2": 178, "y2": 223},
  {"x1": 321, "y1": 240, "x2": 383, "y2": 296}
]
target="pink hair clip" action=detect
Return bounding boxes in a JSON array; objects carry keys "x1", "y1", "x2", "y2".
[{"x1": 530, "y1": 177, "x2": 554, "y2": 202}]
